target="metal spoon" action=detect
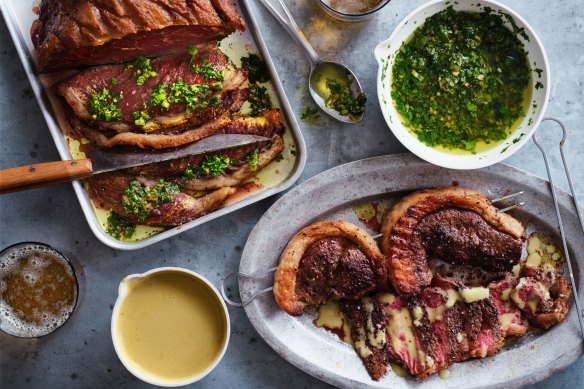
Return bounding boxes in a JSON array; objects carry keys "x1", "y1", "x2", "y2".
[{"x1": 255, "y1": 0, "x2": 365, "y2": 123}]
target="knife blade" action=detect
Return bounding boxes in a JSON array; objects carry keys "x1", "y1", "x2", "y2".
[{"x1": 0, "y1": 134, "x2": 270, "y2": 194}]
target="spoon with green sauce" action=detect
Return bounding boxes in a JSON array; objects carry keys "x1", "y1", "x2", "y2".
[{"x1": 257, "y1": 0, "x2": 366, "y2": 123}]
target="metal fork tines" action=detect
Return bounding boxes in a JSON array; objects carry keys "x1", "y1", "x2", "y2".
[
  {"x1": 492, "y1": 190, "x2": 526, "y2": 213},
  {"x1": 221, "y1": 266, "x2": 276, "y2": 307}
]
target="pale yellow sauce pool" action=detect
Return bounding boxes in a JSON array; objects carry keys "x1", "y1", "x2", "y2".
[{"x1": 115, "y1": 272, "x2": 227, "y2": 383}]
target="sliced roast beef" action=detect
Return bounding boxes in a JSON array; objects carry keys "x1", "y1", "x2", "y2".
[
  {"x1": 488, "y1": 275, "x2": 529, "y2": 337},
  {"x1": 119, "y1": 134, "x2": 283, "y2": 191},
  {"x1": 378, "y1": 292, "x2": 433, "y2": 378},
  {"x1": 87, "y1": 171, "x2": 234, "y2": 226},
  {"x1": 127, "y1": 139, "x2": 272, "y2": 178},
  {"x1": 77, "y1": 107, "x2": 281, "y2": 149},
  {"x1": 373, "y1": 276, "x2": 504, "y2": 380},
  {"x1": 57, "y1": 44, "x2": 247, "y2": 133},
  {"x1": 32, "y1": 0, "x2": 245, "y2": 72},
  {"x1": 339, "y1": 297, "x2": 389, "y2": 381},
  {"x1": 180, "y1": 135, "x2": 284, "y2": 191},
  {"x1": 510, "y1": 265, "x2": 572, "y2": 329}
]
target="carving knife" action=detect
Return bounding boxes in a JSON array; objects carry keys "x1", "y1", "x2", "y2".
[{"x1": 0, "y1": 134, "x2": 270, "y2": 194}]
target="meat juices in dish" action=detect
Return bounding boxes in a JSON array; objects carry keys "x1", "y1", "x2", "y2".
[
  {"x1": 31, "y1": 0, "x2": 245, "y2": 73},
  {"x1": 380, "y1": 187, "x2": 525, "y2": 295},
  {"x1": 273, "y1": 221, "x2": 387, "y2": 316},
  {"x1": 88, "y1": 135, "x2": 285, "y2": 226}
]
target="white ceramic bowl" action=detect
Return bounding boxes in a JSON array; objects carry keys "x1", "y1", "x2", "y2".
[
  {"x1": 111, "y1": 267, "x2": 230, "y2": 387},
  {"x1": 375, "y1": 0, "x2": 550, "y2": 169}
]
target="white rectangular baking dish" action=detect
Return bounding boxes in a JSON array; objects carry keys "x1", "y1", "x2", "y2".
[{"x1": 0, "y1": 0, "x2": 306, "y2": 250}]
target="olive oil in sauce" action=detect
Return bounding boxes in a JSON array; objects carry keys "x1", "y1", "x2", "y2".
[
  {"x1": 311, "y1": 63, "x2": 352, "y2": 100},
  {"x1": 310, "y1": 63, "x2": 367, "y2": 122},
  {"x1": 391, "y1": 7, "x2": 532, "y2": 153},
  {"x1": 430, "y1": 75, "x2": 533, "y2": 155}
]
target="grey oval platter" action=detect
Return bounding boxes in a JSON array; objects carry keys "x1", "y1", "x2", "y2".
[{"x1": 240, "y1": 153, "x2": 584, "y2": 389}]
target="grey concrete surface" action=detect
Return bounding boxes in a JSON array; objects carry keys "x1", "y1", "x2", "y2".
[{"x1": 1, "y1": 0, "x2": 582, "y2": 388}]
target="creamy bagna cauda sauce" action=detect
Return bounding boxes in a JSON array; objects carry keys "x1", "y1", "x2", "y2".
[{"x1": 113, "y1": 271, "x2": 227, "y2": 383}]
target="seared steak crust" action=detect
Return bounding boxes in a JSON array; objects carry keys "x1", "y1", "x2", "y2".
[
  {"x1": 295, "y1": 238, "x2": 378, "y2": 306},
  {"x1": 418, "y1": 208, "x2": 522, "y2": 272},
  {"x1": 380, "y1": 187, "x2": 524, "y2": 295},
  {"x1": 33, "y1": 0, "x2": 245, "y2": 72},
  {"x1": 274, "y1": 221, "x2": 387, "y2": 316}
]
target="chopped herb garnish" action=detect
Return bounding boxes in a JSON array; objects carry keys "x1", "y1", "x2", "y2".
[
  {"x1": 324, "y1": 79, "x2": 367, "y2": 121},
  {"x1": 183, "y1": 155, "x2": 235, "y2": 180},
  {"x1": 246, "y1": 149, "x2": 260, "y2": 171},
  {"x1": 301, "y1": 106, "x2": 319, "y2": 120},
  {"x1": 190, "y1": 62, "x2": 224, "y2": 82},
  {"x1": 148, "y1": 81, "x2": 220, "y2": 113},
  {"x1": 188, "y1": 48, "x2": 224, "y2": 82},
  {"x1": 168, "y1": 81, "x2": 220, "y2": 111},
  {"x1": 248, "y1": 85, "x2": 272, "y2": 116},
  {"x1": 132, "y1": 109, "x2": 151, "y2": 126},
  {"x1": 188, "y1": 45, "x2": 198, "y2": 56},
  {"x1": 534, "y1": 68, "x2": 543, "y2": 78},
  {"x1": 274, "y1": 153, "x2": 284, "y2": 162},
  {"x1": 150, "y1": 83, "x2": 170, "y2": 111},
  {"x1": 290, "y1": 150, "x2": 296, "y2": 156},
  {"x1": 121, "y1": 179, "x2": 180, "y2": 221},
  {"x1": 391, "y1": 7, "x2": 530, "y2": 151},
  {"x1": 125, "y1": 57, "x2": 157, "y2": 86},
  {"x1": 241, "y1": 54, "x2": 270, "y2": 84},
  {"x1": 535, "y1": 81, "x2": 543, "y2": 90},
  {"x1": 88, "y1": 88, "x2": 122, "y2": 122},
  {"x1": 110, "y1": 78, "x2": 118, "y2": 86},
  {"x1": 106, "y1": 213, "x2": 135, "y2": 240}
]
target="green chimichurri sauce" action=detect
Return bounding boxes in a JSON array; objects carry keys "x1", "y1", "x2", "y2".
[
  {"x1": 324, "y1": 79, "x2": 366, "y2": 121},
  {"x1": 121, "y1": 179, "x2": 180, "y2": 221},
  {"x1": 246, "y1": 149, "x2": 260, "y2": 171},
  {"x1": 391, "y1": 7, "x2": 531, "y2": 152},
  {"x1": 183, "y1": 155, "x2": 235, "y2": 180},
  {"x1": 106, "y1": 213, "x2": 136, "y2": 240},
  {"x1": 248, "y1": 85, "x2": 273, "y2": 116},
  {"x1": 241, "y1": 54, "x2": 270, "y2": 84}
]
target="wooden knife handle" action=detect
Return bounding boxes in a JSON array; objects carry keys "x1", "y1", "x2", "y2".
[{"x1": 0, "y1": 159, "x2": 93, "y2": 195}]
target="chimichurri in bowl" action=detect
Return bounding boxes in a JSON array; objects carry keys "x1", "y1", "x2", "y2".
[{"x1": 375, "y1": 0, "x2": 549, "y2": 169}]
